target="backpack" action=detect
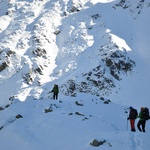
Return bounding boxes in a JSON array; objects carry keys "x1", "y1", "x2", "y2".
[
  {"x1": 133, "y1": 109, "x2": 138, "y2": 119},
  {"x1": 142, "y1": 107, "x2": 150, "y2": 120},
  {"x1": 130, "y1": 108, "x2": 138, "y2": 119}
]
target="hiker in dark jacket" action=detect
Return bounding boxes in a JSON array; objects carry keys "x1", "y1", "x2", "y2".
[
  {"x1": 127, "y1": 106, "x2": 138, "y2": 132},
  {"x1": 137, "y1": 107, "x2": 146, "y2": 132},
  {"x1": 51, "y1": 84, "x2": 59, "y2": 100}
]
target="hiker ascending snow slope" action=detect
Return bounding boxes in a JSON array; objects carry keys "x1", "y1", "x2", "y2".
[
  {"x1": 50, "y1": 84, "x2": 59, "y2": 100},
  {"x1": 127, "y1": 106, "x2": 138, "y2": 132},
  {"x1": 137, "y1": 107, "x2": 150, "y2": 132}
]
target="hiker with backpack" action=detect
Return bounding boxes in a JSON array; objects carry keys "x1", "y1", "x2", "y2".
[
  {"x1": 137, "y1": 107, "x2": 150, "y2": 132},
  {"x1": 127, "y1": 106, "x2": 138, "y2": 132},
  {"x1": 50, "y1": 84, "x2": 59, "y2": 100}
]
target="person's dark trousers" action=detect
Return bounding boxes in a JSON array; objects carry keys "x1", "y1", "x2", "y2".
[
  {"x1": 53, "y1": 93, "x2": 58, "y2": 100},
  {"x1": 137, "y1": 120, "x2": 146, "y2": 132}
]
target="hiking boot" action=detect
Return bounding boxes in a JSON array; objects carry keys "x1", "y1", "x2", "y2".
[
  {"x1": 131, "y1": 129, "x2": 136, "y2": 132},
  {"x1": 138, "y1": 128, "x2": 142, "y2": 132}
]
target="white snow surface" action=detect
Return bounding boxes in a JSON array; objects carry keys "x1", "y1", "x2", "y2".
[{"x1": 0, "y1": 0, "x2": 150, "y2": 149}]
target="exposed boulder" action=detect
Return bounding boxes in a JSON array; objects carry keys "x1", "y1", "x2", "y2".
[{"x1": 90, "y1": 139, "x2": 106, "y2": 147}]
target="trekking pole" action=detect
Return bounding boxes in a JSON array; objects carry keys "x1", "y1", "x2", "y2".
[{"x1": 126, "y1": 119, "x2": 128, "y2": 131}]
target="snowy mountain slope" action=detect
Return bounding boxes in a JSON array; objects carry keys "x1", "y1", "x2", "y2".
[
  {"x1": 0, "y1": 93, "x2": 150, "y2": 150},
  {"x1": 0, "y1": 0, "x2": 150, "y2": 149},
  {"x1": 0, "y1": 0, "x2": 149, "y2": 107},
  {"x1": 105, "y1": 0, "x2": 150, "y2": 108}
]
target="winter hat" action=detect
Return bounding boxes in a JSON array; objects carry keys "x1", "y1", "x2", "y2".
[{"x1": 129, "y1": 106, "x2": 133, "y2": 109}]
